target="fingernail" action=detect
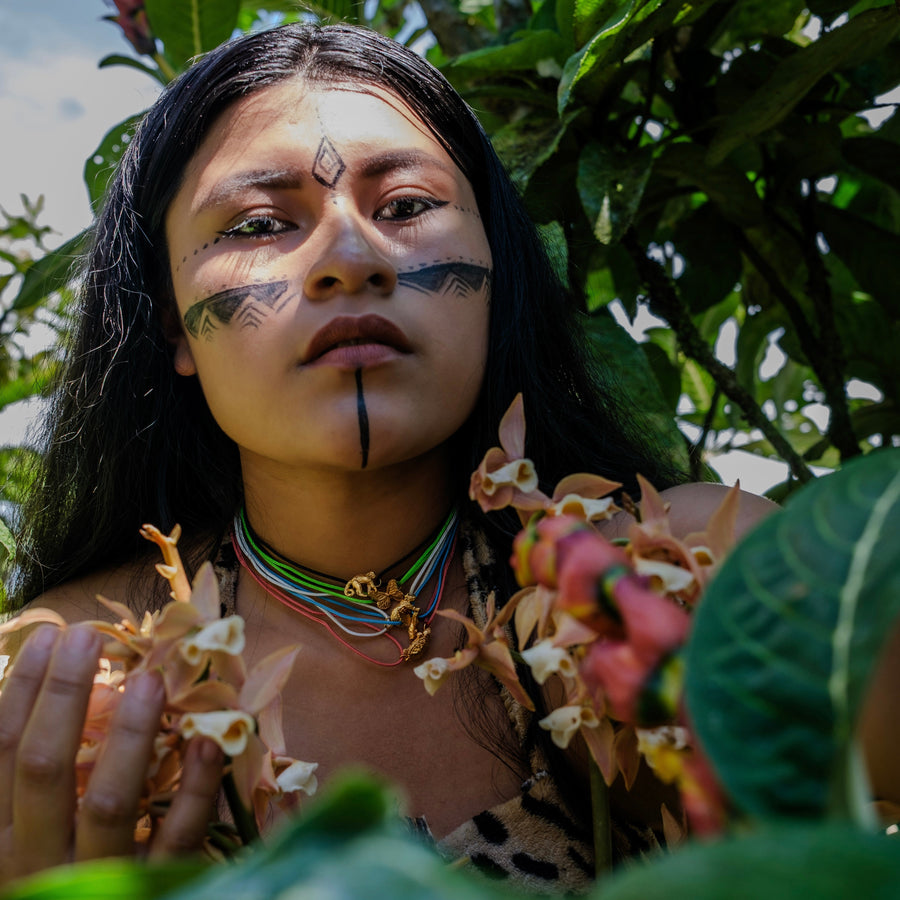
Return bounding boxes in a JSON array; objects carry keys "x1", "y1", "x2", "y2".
[
  {"x1": 64, "y1": 625, "x2": 100, "y2": 653},
  {"x1": 130, "y1": 669, "x2": 164, "y2": 702},
  {"x1": 30, "y1": 625, "x2": 59, "y2": 653},
  {"x1": 198, "y1": 737, "x2": 223, "y2": 765}
]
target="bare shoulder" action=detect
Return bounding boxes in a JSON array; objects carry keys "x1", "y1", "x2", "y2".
[
  {"x1": 660, "y1": 482, "x2": 778, "y2": 540},
  {"x1": 9, "y1": 557, "x2": 161, "y2": 636},
  {"x1": 602, "y1": 481, "x2": 778, "y2": 541}
]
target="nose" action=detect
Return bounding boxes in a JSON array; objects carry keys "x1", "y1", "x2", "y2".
[{"x1": 303, "y1": 208, "x2": 397, "y2": 301}]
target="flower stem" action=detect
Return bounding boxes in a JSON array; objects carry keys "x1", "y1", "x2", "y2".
[
  {"x1": 590, "y1": 758, "x2": 612, "y2": 878},
  {"x1": 222, "y1": 768, "x2": 260, "y2": 846}
]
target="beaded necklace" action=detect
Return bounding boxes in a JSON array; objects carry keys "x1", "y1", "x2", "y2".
[{"x1": 232, "y1": 507, "x2": 459, "y2": 667}]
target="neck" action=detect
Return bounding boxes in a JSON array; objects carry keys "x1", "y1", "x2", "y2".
[{"x1": 239, "y1": 447, "x2": 456, "y2": 579}]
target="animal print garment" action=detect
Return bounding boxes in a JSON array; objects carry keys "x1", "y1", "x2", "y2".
[{"x1": 214, "y1": 521, "x2": 659, "y2": 895}]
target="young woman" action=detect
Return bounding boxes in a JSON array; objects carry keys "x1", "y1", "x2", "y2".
[{"x1": 1, "y1": 23, "x2": 776, "y2": 892}]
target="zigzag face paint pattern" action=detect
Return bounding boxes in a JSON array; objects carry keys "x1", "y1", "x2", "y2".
[
  {"x1": 397, "y1": 262, "x2": 491, "y2": 300},
  {"x1": 183, "y1": 281, "x2": 293, "y2": 339}
]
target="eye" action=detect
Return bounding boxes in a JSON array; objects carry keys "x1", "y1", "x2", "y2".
[
  {"x1": 219, "y1": 215, "x2": 293, "y2": 238},
  {"x1": 374, "y1": 197, "x2": 446, "y2": 221}
]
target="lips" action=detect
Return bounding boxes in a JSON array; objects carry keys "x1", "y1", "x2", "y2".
[{"x1": 302, "y1": 314, "x2": 412, "y2": 365}]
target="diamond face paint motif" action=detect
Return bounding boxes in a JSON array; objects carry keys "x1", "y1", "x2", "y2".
[
  {"x1": 312, "y1": 136, "x2": 346, "y2": 189},
  {"x1": 183, "y1": 281, "x2": 293, "y2": 339}
]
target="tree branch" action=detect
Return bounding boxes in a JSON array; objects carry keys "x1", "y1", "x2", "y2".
[{"x1": 622, "y1": 230, "x2": 814, "y2": 484}]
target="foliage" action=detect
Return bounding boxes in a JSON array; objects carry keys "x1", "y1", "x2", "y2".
[
  {"x1": 0, "y1": 198, "x2": 81, "y2": 602},
  {"x1": 435, "y1": 0, "x2": 900, "y2": 492}
]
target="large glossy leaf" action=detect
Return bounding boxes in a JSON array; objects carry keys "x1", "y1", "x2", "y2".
[
  {"x1": 557, "y1": 0, "x2": 717, "y2": 112},
  {"x1": 0, "y1": 860, "x2": 206, "y2": 900},
  {"x1": 595, "y1": 824, "x2": 900, "y2": 899},
  {"x1": 84, "y1": 114, "x2": 145, "y2": 214},
  {"x1": 449, "y1": 29, "x2": 567, "y2": 71},
  {"x1": 685, "y1": 449, "x2": 900, "y2": 820},
  {"x1": 671, "y1": 204, "x2": 742, "y2": 313},
  {"x1": 583, "y1": 314, "x2": 689, "y2": 471},
  {"x1": 577, "y1": 142, "x2": 653, "y2": 245},
  {"x1": 9, "y1": 230, "x2": 91, "y2": 315},
  {"x1": 816, "y1": 203, "x2": 900, "y2": 320},
  {"x1": 706, "y1": 6, "x2": 900, "y2": 166},
  {"x1": 145, "y1": 0, "x2": 241, "y2": 68}
]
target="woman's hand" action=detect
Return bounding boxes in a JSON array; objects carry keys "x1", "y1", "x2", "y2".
[{"x1": 0, "y1": 624, "x2": 224, "y2": 887}]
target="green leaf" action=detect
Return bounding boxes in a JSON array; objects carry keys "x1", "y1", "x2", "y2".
[
  {"x1": 0, "y1": 859, "x2": 206, "y2": 900},
  {"x1": 817, "y1": 203, "x2": 900, "y2": 320},
  {"x1": 145, "y1": 0, "x2": 241, "y2": 68},
  {"x1": 557, "y1": 0, "x2": 638, "y2": 112},
  {"x1": 596, "y1": 823, "x2": 900, "y2": 899},
  {"x1": 706, "y1": 6, "x2": 900, "y2": 166},
  {"x1": 0, "y1": 516, "x2": 14, "y2": 564},
  {"x1": 842, "y1": 136, "x2": 900, "y2": 196},
  {"x1": 490, "y1": 109, "x2": 578, "y2": 191},
  {"x1": 671, "y1": 204, "x2": 742, "y2": 313},
  {"x1": 577, "y1": 142, "x2": 653, "y2": 245},
  {"x1": 583, "y1": 314, "x2": 689, "y2": 471},
  {"x1": 653, "y1": 144, "x2": 764, "y2": 228},
  {"x1": 686, "y1": 449, "x2": 900, "y2": 820},
  {"x1": 557, "y1": 0, "x2": 718, "y2": 113},
  {"x1": 449, "y1": 30, "x2": 567, "y2": 71},
  {"x1": 98, "y1": 53, "x2": 168, "y2": 85},
  {"x1": 9, "y1": 230, "x2": 91, "y2": 315},
  {"x1": 84, "y1": 114, "x2": 145, "y2": 214}
]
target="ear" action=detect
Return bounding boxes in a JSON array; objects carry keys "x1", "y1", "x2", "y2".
[
  {"x1": 171, "y1": 331, "x2": 198, "y2": 377},
  {"x1": 159, "y1": 298, "x2": 198, "y2": 377}
]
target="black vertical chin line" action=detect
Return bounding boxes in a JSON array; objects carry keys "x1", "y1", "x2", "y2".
[{"x1": 355, "y1": 368, "x2": 370, "y2": 469}]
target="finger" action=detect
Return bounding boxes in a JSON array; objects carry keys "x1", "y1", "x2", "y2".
[
  {"x1": 76, "y1": 669, "x2": 166, "y2": 862},
  {"x1": 151, "y1": 738, "x2": 223, "y2": 857},
  {"x1": 0, "y1": 626, "x2": 60, "y2": 832},
  {"x1": 14, "y1": 625, "x2": 102, "y2": 877}
]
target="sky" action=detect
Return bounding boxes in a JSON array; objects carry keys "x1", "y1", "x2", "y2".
[
  {"x1": 0, "y1": 1, "x2": 804, "y2": 492},
  {"x1": 0, "y1": 0, "x2": 162, "y2": 241}
]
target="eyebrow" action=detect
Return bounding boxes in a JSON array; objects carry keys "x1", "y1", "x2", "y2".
[
  {"x1": 358, "y1": 149, "x2": 455, "y2": 180},
  {"x1": 193, "y1": 149, "x2": 455, "y2": 216},
  {"x1": 194, "y1": 167, "x2": 306, "y2": 215}
]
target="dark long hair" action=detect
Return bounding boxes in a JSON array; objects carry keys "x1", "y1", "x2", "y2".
[{"x1": 11, "y1": 22, "x2": 684, "y2": 608}]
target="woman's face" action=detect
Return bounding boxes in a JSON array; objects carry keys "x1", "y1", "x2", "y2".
[{"x1": 165, "y1": 79, "x2": 491, "y2": 477}]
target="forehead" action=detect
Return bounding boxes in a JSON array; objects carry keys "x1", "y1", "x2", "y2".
[{"x1": 178, "y1": 80, "x2": 455, "y2": 199}]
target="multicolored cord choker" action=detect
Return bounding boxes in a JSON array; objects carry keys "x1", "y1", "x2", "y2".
[{"x1": 232, "y1": 507, "x2": 459, "y2": 667}]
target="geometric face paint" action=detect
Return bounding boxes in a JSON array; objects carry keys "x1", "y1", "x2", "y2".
[
  {"x1": 183, "y1": 280, "x2": 293, "y2": 340},
  {"x1": 312, "y1": 136, "x2": 346, "y2": 189},
  {"x1": 397, "y1": 261, "x2": 491, "y2": 300}
]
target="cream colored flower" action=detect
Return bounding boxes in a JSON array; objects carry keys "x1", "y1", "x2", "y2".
[
  {"x1": 520, "y1": 639, "x2": 576, "y2": 684},
  {"x1": 180, "y1": 710, "x2": 255, "y2": 756},
  {"x1": 414, "y1": 656, "x2": 451, "y2": 696},
  {"x1": 481, "y1": 458, "x2": 539, "y2": 496},
  {"x1": 179, "y1": 615, "x2": 246, "y2": 665},
  {"x1": 633, "y1": 557, "x2": 695, "y2": 593},
  {"x1": 275, "y1": 759, "x2": 319, "y2": 796},
  {"x1": 548, "y1": 493, "x2": 617, "y2": 522},
  {"x1": 538, "y1": 704, "x2": 600, "y2": 749}
]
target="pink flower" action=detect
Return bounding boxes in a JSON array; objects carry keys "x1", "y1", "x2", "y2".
[
  {"x1": 582, "y1": 641, "x2": 684, "y2": 726},
  {"x1": 469, "y1": 394, "x2": 549, "y2": 516},
  {"x1": 511, "y1": 514, "x2": 592, "y2": 588},
  {"x1": 105, "y1": 0, "x2": 156, "y2": 56}
]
